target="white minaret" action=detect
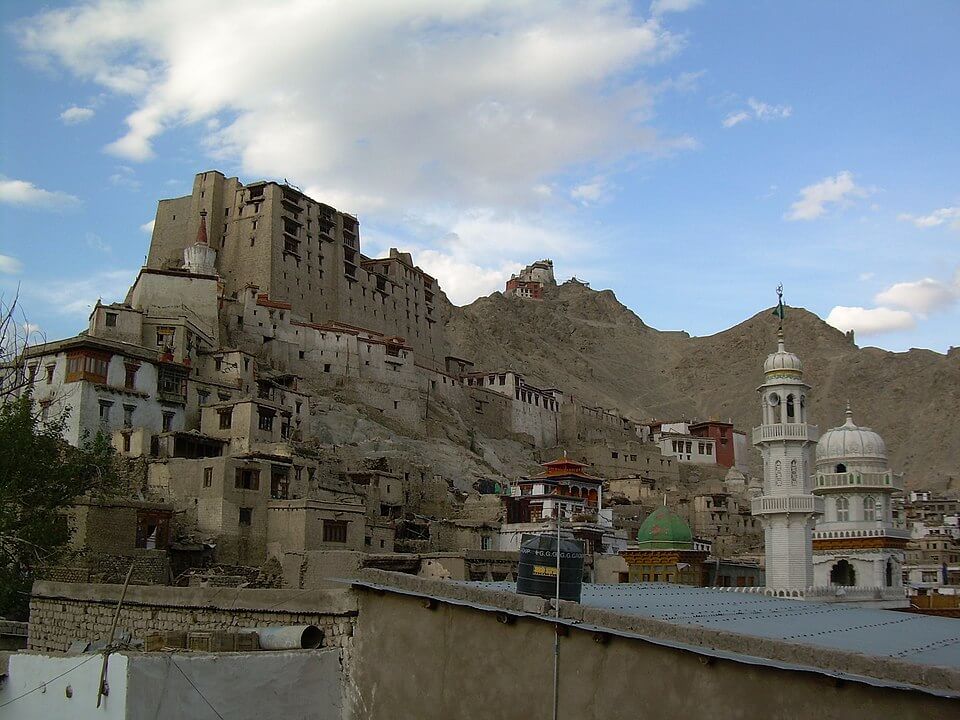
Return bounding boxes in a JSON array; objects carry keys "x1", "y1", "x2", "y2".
[{"x1": 752, "y1": 291, "x2": 823, "y2": 592}]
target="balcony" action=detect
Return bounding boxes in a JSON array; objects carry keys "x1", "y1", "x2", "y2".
[
  {"x1": 751, "y1": 494, "x2": 824, "y2": 515},
  {"x1": 814, "y1": 471, "x2": 904, "y2": 492},
  {"x1": 752, "y1": 423, "x2": 819, "y2": 444}
]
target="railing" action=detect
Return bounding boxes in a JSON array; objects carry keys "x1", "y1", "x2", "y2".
[
  {"x1": 752, "y1": 423, "x2": 819, "y2": 443},
  {"x1": 814, "y1": 471, "x2": 904, "y2": 491},
  {"x1": 813, "y1": 527, "x2": 911, "y2": 540},
  {"x1": 751, "y1": 494, "x2": 824, "y2": 515}
]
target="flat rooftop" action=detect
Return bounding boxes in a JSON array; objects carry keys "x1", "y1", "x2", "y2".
[
  {"x1": 347, "y1": 571, "x2": 960, "y2": 698},
  {"x1": 466, "y1": 582, "x2": 960, "y2": 669}
]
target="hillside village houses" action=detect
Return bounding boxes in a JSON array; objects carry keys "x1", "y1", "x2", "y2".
[{"x1": 6, "y1": 169, "x2": 946, "y2": 607}]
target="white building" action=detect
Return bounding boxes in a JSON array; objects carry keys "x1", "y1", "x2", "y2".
[
  {"x1": 811, "y1": 405, "x2": 908, "y2": 605},
  {"x1": 751, "y1": 329, "x2": 822, "y2": 592},
  {"x1": 655, "y1": 431, "x2": 716, "y2": 465}
]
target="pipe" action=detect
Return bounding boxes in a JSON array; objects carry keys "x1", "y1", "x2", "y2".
[{"x1": 256, "y1": 625, "x2": 324, "y2": 650}]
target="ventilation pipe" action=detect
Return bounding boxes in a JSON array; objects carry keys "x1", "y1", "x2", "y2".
[{"x1": 256, "y1": 625, "x2": 324, "y2": 650}]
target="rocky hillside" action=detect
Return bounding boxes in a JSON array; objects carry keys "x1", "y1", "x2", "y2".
[{"x1": 445, "y1": 280, "x2": 960, "y2": 491}]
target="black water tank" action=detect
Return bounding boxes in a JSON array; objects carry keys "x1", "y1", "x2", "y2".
[{"x1": 517, "y1": 533, "x2": 585, "y2": 602}]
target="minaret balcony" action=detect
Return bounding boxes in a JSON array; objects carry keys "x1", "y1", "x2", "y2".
[
  {"x1": 813, "y1": 471, "x2": 903, "y2": 492},
  {"x1": 751, "y1": 494, "x2": 824, "y2": 516},
  {"x1": 752, "y1": 423, "x2": 819, "y2": 444}
]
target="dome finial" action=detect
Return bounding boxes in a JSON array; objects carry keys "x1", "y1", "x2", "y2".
[{"x1": 845, "y1": 399, "x2": 852, "y2": 418}]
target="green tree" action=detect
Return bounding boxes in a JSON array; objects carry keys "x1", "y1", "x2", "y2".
[{"x1": 0, "y1": 396, "x2": 121, "y2": 619}]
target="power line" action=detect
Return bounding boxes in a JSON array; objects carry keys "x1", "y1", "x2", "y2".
[
  {"x1": 0, "y1": 652, "x2": 100, "y2": 708},
  {"x1": 170, "y1": 657, "x2": 225, "y2": 720}
]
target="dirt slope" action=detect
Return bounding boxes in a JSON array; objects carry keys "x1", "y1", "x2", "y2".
[{"x1": 445, "y1": 281, "x2": 960, "y2": 490}]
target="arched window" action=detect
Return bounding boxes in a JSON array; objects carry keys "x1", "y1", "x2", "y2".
[
  {"x1": 886, "y1": 559, "x2": 894, "y2": 587},
  {"x1": 835, "y1": 463, "x2": 847, "y2": 473},
  {"x1": 786, "y1": 394, "x2": 795, "y2": 421},
  {"x1": 790, "y1": 459, "x2": 798, "y2": 485},
  {"x1": 830, "y1": 559, "x2": 856, "y2": 586},
  {"x1": 863, "y1": 496, "x2": 876, "y2": 522},
  {"x1": 775, "y1": 460, "x2": 782, "y2": 486},
  {"x1": 836, "y1": 496, "x2": 849, "y2": 522}
]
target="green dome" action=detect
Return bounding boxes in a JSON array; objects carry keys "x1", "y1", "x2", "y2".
[{"x1": 636, "y1": 506, "x2": 693, "y2": 549}]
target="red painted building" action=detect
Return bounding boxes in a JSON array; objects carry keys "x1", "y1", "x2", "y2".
[
  {"x1": 503, "y1": 457, "x2": 602, "y2": 522},
  {"x1": 689, "y1": 421, "x2": 736, "y2": 468},
  {"x1": 504, "y1": 278, "x2": 545, "y2": 299}
]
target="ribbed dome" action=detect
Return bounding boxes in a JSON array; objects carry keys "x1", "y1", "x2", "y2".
[
  {"x1": 763, "y1": 331, "x2": 803, "y2": 374},
  {"x1": 636, "y1": 506, "x2": 693, "y2": 549},
  {"x1": 816, "y1": 406, "x2": 887, "y2": 462}
]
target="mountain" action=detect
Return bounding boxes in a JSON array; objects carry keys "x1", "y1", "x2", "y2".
[{"x1": 445, "y1": 280, "x2": 960, "y2": 491}]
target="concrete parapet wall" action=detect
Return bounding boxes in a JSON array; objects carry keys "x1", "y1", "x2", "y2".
[
  {"x1": 347, "y1": 569, "x2": 960, "y2": 700},
  {"x1": 28, "y1": 580, "x2": 357, "y2": 654}
]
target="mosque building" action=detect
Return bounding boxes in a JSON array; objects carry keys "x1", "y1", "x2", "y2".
[{"x1": 811, "y1": 404, "x2": 909, "y2": 602}]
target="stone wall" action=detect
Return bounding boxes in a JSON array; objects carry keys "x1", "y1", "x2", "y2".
[{"x1": 28, "y1": 581, "x2": 357, "y2": 656}]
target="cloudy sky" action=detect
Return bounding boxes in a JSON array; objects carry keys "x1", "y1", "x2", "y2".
[{"x1": 1, "y1": 0, "x2": 957, "y2": 352}]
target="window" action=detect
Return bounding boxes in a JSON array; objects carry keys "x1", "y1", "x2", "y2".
[
  {"x1": 157, "y1": 367, "x2": 188, "y2": 401},
  {"x1": 235, "y1": 468, "x2": 260, "y2": 490},
  {"x1": 863, "y1": 496, "x2": 876, "y2": 522},
  {"x1": 323, "y1": 519, "x2": 348, "y2": 543},
  {"x1": 258, "y1": 408, "x2": 275, "y2": 431},
  {"x1": 162, "y1": 411, "x2": 174, "y2": 432},
  {"x1": 271, "y1": 467, "x2": 289, "y2": 499},
  {"x1": 218, "y1": 408, "x2": 233, "y2": 429},
  {"x1": 203, "y1": 467, "x2": 213, "y2": 487},
  {"x1": 98, "y1": 399, "x2": 113, "y2": 422},
  {"x1": 836, "y1": 496, "x2": 849, "y2": 522},
  {"x1": 481, "y1": 536, "x2": 493, "y2": 550},
  {"x1": 239, "y1": 508, "x2": 252, "y2": 526},
  {"x1": 155, "y1": 326, "x2": 175, "y2": 350},
  {"x1": 66, "y1": 351, "x2": 110, "y2": 383},
  {"x1": 124, "y1": 363, "x2": 138, "y2": 390},
  {"x1": 45, "y1": 364, "x2": 55, "y2": 384},
  {"x1": 611, "y1": 452, "x2": 618, "y2": 459},
  {"x1": 123, "y1": 404, "x2": 135, "y2": 428},
  {"x1": 39, "y1": 400, "x2": 51, "y2": 422},
  {"x1": 105, "y1": 312, "x2": 118, "y2": 327},
  {"x1": 122, "y1": 432, "x2": 131, "y2": 453}
]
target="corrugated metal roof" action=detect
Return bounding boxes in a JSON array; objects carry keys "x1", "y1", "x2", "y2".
[{"x1": 467, "y1": 582, "x2": 960, "y2": 669}]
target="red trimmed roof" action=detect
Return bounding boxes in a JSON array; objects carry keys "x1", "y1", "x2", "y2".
[
  {"x1": 256, "y1": 294, "x2": 292, "y2": 310},
  {"x1": 533, "y1": 457, "x2": 600, "y2": 482}
]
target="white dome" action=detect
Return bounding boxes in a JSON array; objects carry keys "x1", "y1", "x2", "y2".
[
  {"x1": 763, "y1": 332, "x2": 803, "y2": 374},
  {"x1": 816, "y1": 406, "x2": 887, "y2": 462}
]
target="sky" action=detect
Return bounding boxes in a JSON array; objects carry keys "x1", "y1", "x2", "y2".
[{"x1": 0, "y1": 0, "x2": 958, "y2": 353}]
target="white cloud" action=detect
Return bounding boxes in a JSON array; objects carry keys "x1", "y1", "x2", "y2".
[
  {"x1": 0, "y1": 254, "x2": 24, "y2": 274},
  {"x1": 784, "y1": 171, "x2": 869, "y2": 221},
  {"x1": 875, "y1": 276, "x2": 959, "y2": 315},
  {"x1": 897, "y1": 206, "x2": 960, "y2": 230},
  {"x1": 59, "y1": 106, "x2": 94, "y2": 124},
  {"x1": 85, "y1": 232, "x2": 110, "y2": 253},
  {"x1": 722, "y1": 97, "x2": 791, "y2": 128},
  {"x1": 825, "y1": 306, "x2": 915, "y2": 336},
  {"x1": 747, "y1": 97, "x2": 792, "y2": 121},
  {"x1": 722, "y1": 111, "x2": 750, "y2": 128},
  {"x1": 17, "y1": 0, "x2": 691, "y2": 214},
  {"x1": 0, "y1": 177, "x2": 80, "y2": 209},
  {"x1": 651, "y1": 0, "x2": 701, "y2": 15},
  {"x1": 570, "y1": 177, "x2": 610, "y2": 205},
  {"x1": 140, "y1": 219, "x2": 155, "y2": 233},
  {"x1": 109, "y1": 165, "x2": 140, "y2": 190},
  {"x1": 858, "y1": 272, "x2": 874, "y2": 282},
  {"x1": 33, "y1": 269, "x2": 135, "y2": 316}
]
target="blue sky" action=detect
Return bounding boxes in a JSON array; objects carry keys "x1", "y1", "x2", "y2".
[{"x1": 1, "y1": 0, "x2": 957, "y2": 352}]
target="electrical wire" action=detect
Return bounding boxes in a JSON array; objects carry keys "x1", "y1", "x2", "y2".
[
  {"x1": 0, "y1": 652, "x2": 100, "y2": 708},
  {"x1": 169, "y1": 656, "x2": 226, "y2": 720}
]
